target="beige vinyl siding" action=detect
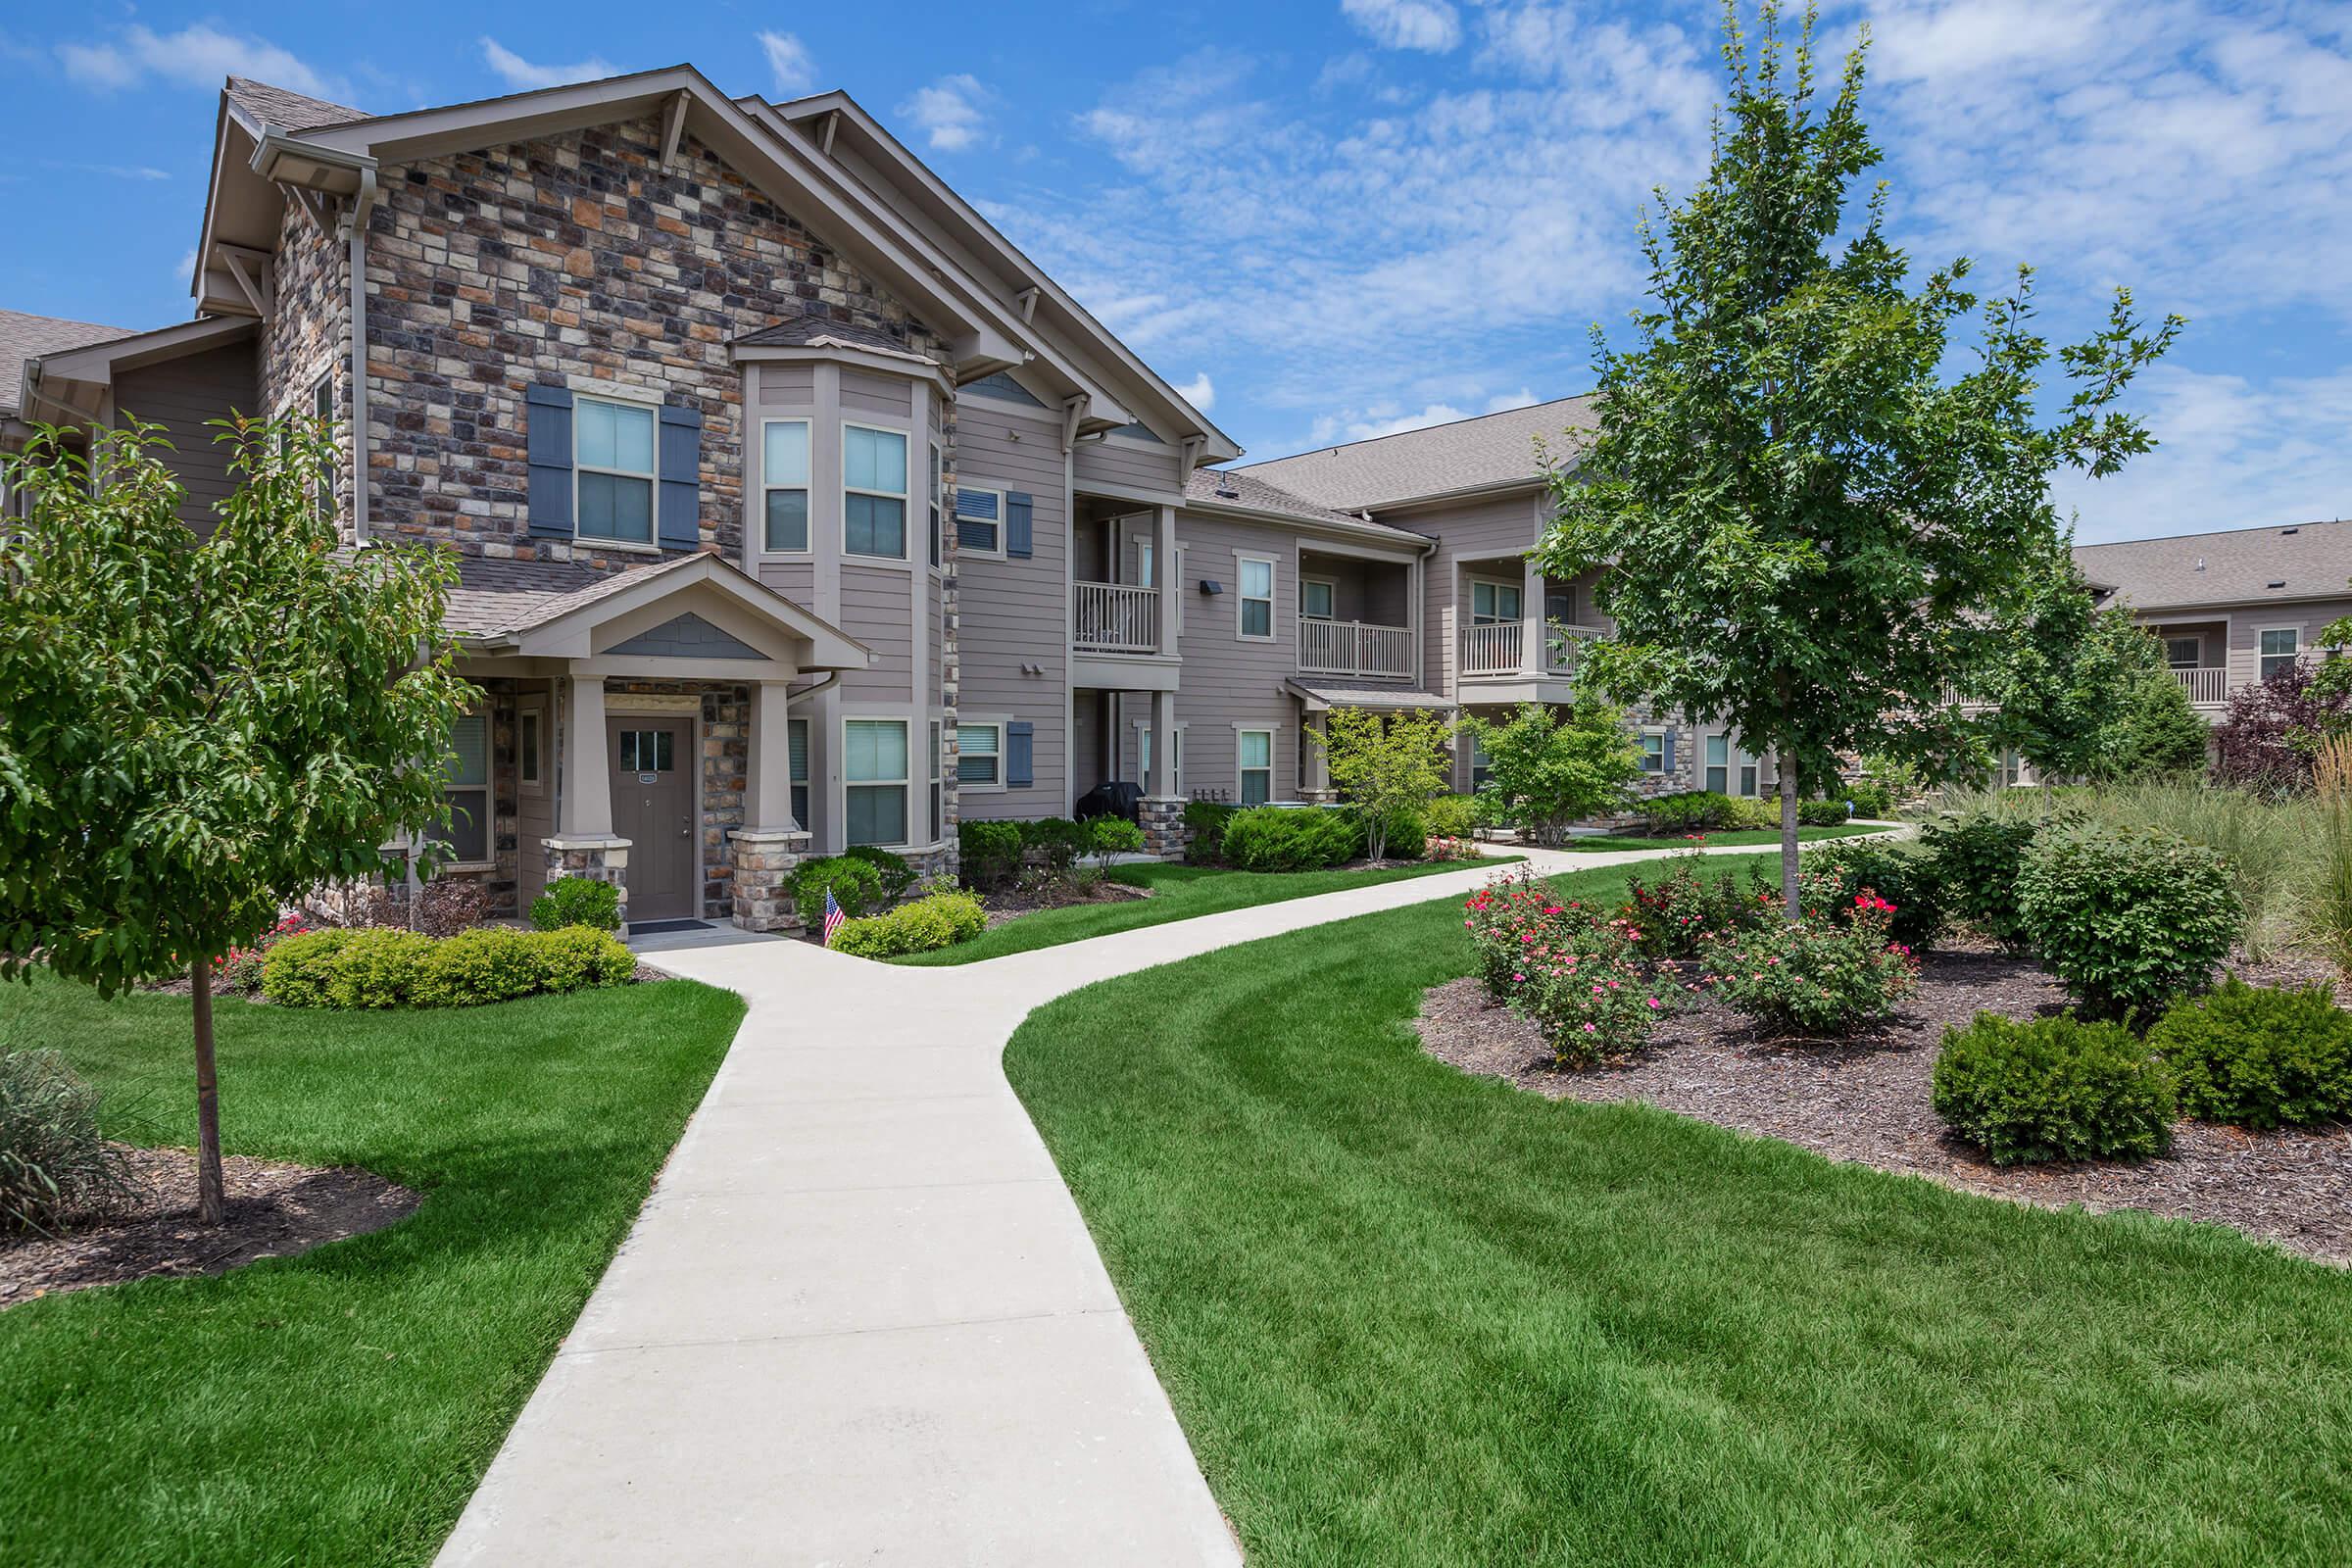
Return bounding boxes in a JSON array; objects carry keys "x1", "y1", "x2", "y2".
[
  {"x1": 839, "y1": 564, "x2": 913, "y2": 701},
  {"x1": 115, "y1": 340, "x2": 260, "y2": 538},
  {"x1": 954, "y1": 401, "x2": 1069, "y2": 818},
  {"x1": 1163, "y1": 512, "x2": 1308, "y2": 802},
  {"x1": 841, "y1": 368, "x2": 912, "y2": 417},
  {"x1": 1075, "y1": 435, "x2": 1181, "y2": 500},
  {"x1": 2223, "y1": 600, "x2": 2352, "y2": 691},
  {"x1": 756, "y1": 365, "x2": 816, "y2": 406},
  {"x1": 756, "y1": 559, "x2": 817, "y2": 603},
  {"x1": 1386, "y1": 487, "x2": 1547, "y2": 694}
]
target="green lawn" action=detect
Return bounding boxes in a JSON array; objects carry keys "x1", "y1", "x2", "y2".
[
  {"x1": 895, "y1": 858, "x2": 1514, "y2": 966},
  {"x1": 1565, "y1": 823, "x2": 1888, "y2": 851},
  {"x1": 1004, "y1": 853, "x2": 2352, "y2": 1566},
  {"x1": 0, "y1": 973, "x2": 743, "y2": 1568}
]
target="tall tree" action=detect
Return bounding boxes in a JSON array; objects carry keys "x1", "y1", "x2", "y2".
[
  {"x1": 0, "y1": 418, "x2": 469, "y2": 1222},
  {"x1": 1980, "y1": 570, "x2": 2208, "y2": 783},
  {"x1": 1540, "y1": 0, "x2": 2180, "y2": 910}
]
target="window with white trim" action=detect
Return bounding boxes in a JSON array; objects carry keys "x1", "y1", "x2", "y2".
[
  {"x1": 518, "y1": 701, "x2": 545, "y2": 797},
  {"x1": 762, "y1": 418, "x2": 810, "y2": 553},
  {"x1": 930, "y1": 720, "x2": 944, "y2": 836},
  {"x1": 1300, "y1": 578, "x2": 1336, "y2": 620},
  {"x1": 1472, "y1": 580, "x2": 1523, "y2": 624},
  {"x1": 845, "y1": 718, "x2": 909, "y2": 846},
  {"x1": 1703, "y1": 733, "x2": 1729, "y2": 795},
  {"x1": 955, "y1": 486, "x2": 1004, "y2": 557},
  {"x1": 574, "y1": 396, "x2": 657, "y2": 545},
  {"x1": 2261, "y1": 627, "x2": 2300, "y2": 682},
  {"x1": 1639, "y1": 729, "x2": 1666, "y2": 774},
  {"x1": 1139, "y1": 724, "x2": 1184, "y2": 795},
  {"x1": 2164, "y1": 635, "x2": 2200, "y2": 669},
  {"x1": 1238, "y1": 727, "x2": 1273, "y2": 806},
  {"x1": 432, "y1": 710, "x2": 491, "y2": 862},
  {"x1": 843, "y1": 424, "x2": 908, "y2": 560},
  {"x1": 1137, "y1": 538, "x2": 1154, "y2": 589},
  {"x1": 789, "y1": 717, "x2": 810, "y2": 829},
  {"x1": 1238, "y1": 555, "x2": 1275, "y2": 640},
  {"x1": 928, "y1": 444, "x2": 943, "y2": 568},
  {"x1": 956, "y1": 721, "x2": 1004, "y2": 789}
]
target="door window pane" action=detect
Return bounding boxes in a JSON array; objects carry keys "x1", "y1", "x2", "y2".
[
  {"x1": 435, "y1": 711, "x2": 489, "y2": 861},
  {"x1": 618, "y1": 729, "x2": 674, "y2": 773}
]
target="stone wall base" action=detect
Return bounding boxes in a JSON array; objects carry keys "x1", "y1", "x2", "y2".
[
  {"x1": 543, "y1": 835, "x2": 632, "y2": 934},
  {"x1": 1140, "y1": 796, "x2": 1189, "y2": 860},
  {"x1": 730, "y1": 826, "x2": 812, "y2": 932}
]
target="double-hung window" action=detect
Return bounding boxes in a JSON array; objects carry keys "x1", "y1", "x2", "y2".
[
  {"x1": 788, "y1": 717, "x2": 810, "y2": 829},
  {"x1": 2261, "y1": 628, "x2": 2300, "y2": 682},
  {"x1": 1238, "y1": 556, "x2": 1275, "y2": 640},
  {"x1": 844, "y1": 425, "x2": 908, "y2": 560},
  {"x1": 955, "y1": 486, "x2": 1004, "y2": 556},
  {"x1": 1140, "y1": 726, "x2": 1183, "y2": 794},
  {"x1": 1472, "y1": 580, "x2": 1522, "y2": 625},
  {"x1": 1238, "y1": 728, "x2": 1273, "y2": 807},
  {"x1": 1300, "y1": 579, "x2": 1336, "y2": 620},
  {"x1": 434, "y1": 710, "x2": 491, "y2": 863},
  {"x1": 1640, "y1": 730, "x2": 1666, "y2": 774},
  {"x1": 1704, "y1": 733, "x2": 1730, "y2": 794},
  {"x1": 575, "y1": 396, "x2": 657, "y2": 545},
  {"x1": 845, "y1": 719, "x2": 909, "y2": 847},
  {"x1": 2164, "y1": 635, "x2": 2200, "y2": 669},
  {"x1": 928, "y1": 445, "x2": 944, "y2": 568},
  {"x1": 762, "y1": 419, "x2": 811, "y2": 553},
  {"x1": 956, "y1": 721, "x2": 1004, "y2": 789}
]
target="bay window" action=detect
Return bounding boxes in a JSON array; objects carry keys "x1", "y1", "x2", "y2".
[
  {"x1": 844, "y1": 424, "x2": 908, "y2": 560},
  {"x1": 845, "y1": 718, "x2": 909, "y2": 846}
]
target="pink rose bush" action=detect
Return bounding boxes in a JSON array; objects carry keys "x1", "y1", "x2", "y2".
[
  {"x1": 1464, "y1": 869, "x2": 1680, "y2": 1068},
  {"x1": 1701, "y1": 892, "x2": 1920, "y2": 1035}
]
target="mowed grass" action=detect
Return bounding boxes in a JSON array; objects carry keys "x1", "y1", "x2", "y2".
[
  {"x1": 896, "y1": 858, "x2": 1513, "y2": 965},
  {"x1": 0, "y1": 972, "x2": 743, "y2": 1568},
  {"x1": 1565, "y1": 823, "x2": 1887, "y2": 851},
  {"x1": 1004, "y1": 853, "x2": 2352, "y2": 1566}
]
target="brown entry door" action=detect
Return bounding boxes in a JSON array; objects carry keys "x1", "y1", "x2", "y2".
[{"x1": 609, "y1": 717, "x2": 695, "y2": 921}]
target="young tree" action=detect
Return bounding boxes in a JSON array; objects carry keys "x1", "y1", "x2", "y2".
[
  {"x1": 1456, "y1": 700, "x2": 1643, "y2": 847},
  {"x1": 1979, "y1": 572, "x2": 2208, "y2": 782},
  {"x1": 1309, "y1": 707, "x2": 1451, "y2": 861},
  {"x1": 1540, "y1": 2, "x2": 2180, "y2": 912},
  {"x1": 0, "y1": 419, "x2": 470, "y2": 1222}
]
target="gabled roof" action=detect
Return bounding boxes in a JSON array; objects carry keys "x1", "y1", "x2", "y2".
[
  {"x1": 445, "y1": 551, "x2": 869, "y2": 668},
  {"x1": 1, "y1": 309, "x2": 138, "y2": 420},
  {"x1": 1236, "y1": 395, "x2": 1599, "y2": 512},
  {"x1": 223, "y1": 76, "x2": 367, "y2": 134},
  {"x1": 2073, "y1": 520, "x2": 2352, "y2": 612},
  {"x1": 1183, "y1": 466, "x2": 1430, "y2": 550}
]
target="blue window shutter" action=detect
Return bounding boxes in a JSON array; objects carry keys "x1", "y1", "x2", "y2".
[
  {"x1": 1663, "y1": 726, "x2": 1679, "y2": 774},
  {"x1": 657, "y1": 404, "x2": 703, "y2": 551},
  {"x1": 1005, "y1": 492, "x2": 1033, "y2": 559},
  {"x1": 1005, "y1": 720, "x2": 1035, "y2": 788},
  {"x1": 524, "y1": 384, "x2": 574, "y2": 538}
]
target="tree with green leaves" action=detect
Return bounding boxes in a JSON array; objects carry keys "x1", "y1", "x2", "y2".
[
  {"x1": 1456, "y1": 700, "x2": 1643, "y2": 847},
  {"x1": 1308, "y1": 706, "x2": 1451, "y2": 861},
  {"x1": 1980, "y1": 570, "x2": 2208, "y2": 782},
  {"x1": 0, "y1": 418, "x2": 470, "y2": 1222},
  {"x1": 1540, "y1": 1, "x2": 2180, "y2": 912}
]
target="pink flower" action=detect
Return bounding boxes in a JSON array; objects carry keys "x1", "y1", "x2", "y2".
[
  {"x1": 1645, "y1": 997, "x2": 1661, "y2": 1007},
  {"x1": 1582, "y1": 1022, "x2": 1596, "y2": 1033}
]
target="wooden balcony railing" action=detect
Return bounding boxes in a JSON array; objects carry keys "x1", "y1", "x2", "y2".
[
  {"x1": 2172, "y1": 666, "x2": 2229, "y2": 706},
  {"x1": 1073, "y1": 581, "x2": 1159, "y2": 655},
  {"x1": 1462, "y1": 620, "x2": 1601, "y2": 678},
  {"x1": 1299, "y1": 617, "x2": 1413, "y2": 679}
]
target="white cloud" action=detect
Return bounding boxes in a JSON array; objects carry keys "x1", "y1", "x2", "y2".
[
  {"x1": 899, "y1": 74, "x2": 992, "y2": 153},
  {"x1": 758, "y1": 30, "x2": 815, "y2": 96},
  {"x1": 58, "y1": 24, "x2": 342, "y2": 99},
  {"x1": 1175, "y1": 372, "x2": 1216, "y2": 412},
  {"x1": 176, "y1": 247, "x2": 200, "y2": 287},
  {"x1": 478, "y1": 37, "x2": 613, "y2": 92},
  {"x1": 1485, "y1": 388, "x2": 1540, "y2": 414},
  {"x1": 1341, "y1": 0, "x2": 1462, "y2": 53}
]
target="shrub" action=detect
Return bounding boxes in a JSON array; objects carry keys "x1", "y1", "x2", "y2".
[
  {"x1": 1796, "y1": 797, "x2": 1851, "y2": 827},
  {"x1": 829, "y1": 889, "x2": 988, "y2": 958},
  {"x1": 790, "y1": 856, "x2": 886, "y2": 924},
  {"x1": 332, "y1": 876, "x2": 492, "y2": 937},
  {"x1": 1639, "y1": 790, "x2": 1737, "y2": 835},
  {"x1": 1423, "y1": 794, "x2": 1479, "y2": 840},
  {"x1": 1020, "y1": 816, "x2": 1091, "y2": 873},
  {"x1": 2147, "y1": 979, "x2": 2352, "y2": 1130},
  {"x1": 1374, "y1": 808, "x2": 1428, "y2": 861},
  {"x1": 1616, "y1": 853, "x2": 1774, "y2": 960},
  {"x1": 1919, "y1": 812, "x2": 2041, "y2": 947},
  {"x1": 211, "y1": 912, "x2": 310, "y2": 996},
  {"x1": 1932, "y1": 1011, "x2": 2177, "y2": 1164},
  {"x1": 957, "y1": 819, "x2": 1025, "y2": 891},
  {"x1": 1220, "y1": 807, "x2": 1361, "y2": 872},
  {"x1": 1703, "y1": 899, "x2": 1920, "y2": 1035},
  {"x1": 1182, "y1": 800, "x2": 1238, "y2": 864},
  {"x1": 263, "y1": 925, "x2": 633, "y2": 1008},
  {"x1": 1839, "y1": 778, "x2": 1895, "y2": 820},
  {"x1": 1511, "y1": 920, "x2": 1679, "y2": 1069},
  {"x1": 1458, "y1": 698, "x2": 1643, "y2": 845},
  {"x1": 1800, "y1": 840, "x2": 1943, "y2": 949},
  {"x1": 1462, "y1": 868, "x2": 1591, "y2": 1002},
  {"x1": 1084, "y1": 814, "x2": 1147, "y2": 869},
  {"x1": 2, "y1": 1048, "x2": 134, "y2": 1234},
  {"x1": 1425, "y1": 834, "x2": 1480, "y2": 862},
  {"x1": 530, "y1": 875, "x2": 621, "y2": 933},
  {"x1": 2212, "y1": 661, "x2": 2352, "y2": 796},
  {"x1": 2017, "y1": 823, "x2": 2239, "y2": 1020},
  {"x1": 844, "y1": 845, "x2": 918, "y2": 906}
]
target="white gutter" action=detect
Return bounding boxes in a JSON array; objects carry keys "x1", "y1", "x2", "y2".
[{"x1": 341, "y1": 165, "x2": 379, "y2": 544}]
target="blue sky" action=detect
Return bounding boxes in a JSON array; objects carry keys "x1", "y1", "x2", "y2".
[{"x1": 3, "y1": 0, "x2": 2346, "y2": 542}]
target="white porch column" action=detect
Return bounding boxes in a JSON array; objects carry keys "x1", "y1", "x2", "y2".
[
  {"x1": 1521, "y1": 554, "x2": 1544, "y2": 676},
  {"x1": 1147, "y1": 687, "x2": 1177, "y2": 797},
  {"x1": 1303, "y1": 710, "x2": 1332, "y2": 800},
  {"x1": 746, "y1": 679, "x2": 798, "y2": 831},
  {"x1": 1154, "y1": 504, "x2": 1178, "y2": 654},
  {"x1": 561, "y1": 673, "x2": 612, "y2": 835}
]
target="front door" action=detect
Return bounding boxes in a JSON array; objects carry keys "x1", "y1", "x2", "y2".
[{"x1": 609, "y1": 717, "x2": 695, "y2": 921}]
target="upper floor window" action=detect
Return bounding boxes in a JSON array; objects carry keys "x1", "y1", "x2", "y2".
[
  {"x1": 763, "y1": 419, "x2": 810, "y2": 553},
  {"x1": 2261, "y1": 627, "x2": 2301, "y2": 682},
  {"x1": 2164, "y1": 635, "x2": 2200, "y2": 669},
  {"x1": 576, "y1": 396, "x2": 657, "y2": 546},
  {"x1": 844, "y1": 424, "x2": 908, "y2": 560},
  {"x1": 1472, "y1": 581, "x2": 1522, "y2": 625},
  {"x1": 956, "y1": 487, "x2": 1004, "y2": 557},
  {"x1": 1238, "y1": 555, "x2": 1275, "y2": 640},
  {"x1": 1300, "y1": 579, "x2": 1335, "y2": 620}
]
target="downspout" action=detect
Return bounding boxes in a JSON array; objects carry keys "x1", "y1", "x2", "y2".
[{"x1": 340, "y1": 166, "x2": 378, "y2": 545}]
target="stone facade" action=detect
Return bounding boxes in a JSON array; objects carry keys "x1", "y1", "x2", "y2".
[
  {"x1": 259, "y1": 194, "x2": 351, "y2": 534},
  {"x1": 729, "y1": 827, "x2": 810, "y2": 931},
  {"x1": 545, "y1": 836, "x2": 630, "y2": 930},
  {"x1": 1139, "y1": 796, "x2": 1189, "y2": 860}
]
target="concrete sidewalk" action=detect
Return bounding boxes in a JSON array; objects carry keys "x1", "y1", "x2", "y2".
[{"x1": 435, "y1": 836, "x2": 1861, "y2": 1564}]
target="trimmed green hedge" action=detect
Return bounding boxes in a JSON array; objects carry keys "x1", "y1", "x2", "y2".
[
  {"x1": 262, "y1": 925, "x2": 635, "y2": 1009},
  {"x1": 1220, "y1": 807, "x2": 1363, "y2": 872},
  {"x1": 2148, "y1": 978, "x2": 2352, "y2": 1130},
  {"x1": 1932, "y1": 1011, "x2": 2176, "y2": 1165},
  {"x1": 2017, "y1": 823, "x2": 2239, "y2": 1019},
  {"x1": 829, "y1": 890, "x2": 987, "y2": 958},
  {"x1": 527, "y1": 875, "x2": 620, "y2": 933},
  {"x1": 791, "y1": 856, "x2": 885, "y2": 922}
]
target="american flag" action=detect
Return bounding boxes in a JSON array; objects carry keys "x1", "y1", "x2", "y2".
[{"x1": 821, "y1": 888, "x2": 847, "y2": 947}]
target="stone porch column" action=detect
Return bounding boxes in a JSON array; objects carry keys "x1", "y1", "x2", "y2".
[
  {"x1": 544, "y1": 671, "x2": 631, "y2": 931},
  {"x1": 731, "y1": 679, "x2": 810, "y2": 931},
  {"x1": 1140, "y1": 686, "x2": 1187, "y2": 858}
]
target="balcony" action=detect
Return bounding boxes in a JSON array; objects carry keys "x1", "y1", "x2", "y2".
[
  {"x1": 2172, "y1": 666, "x2": 2230, "y2": 706},
  {"x1": 1073, "y1": 580, "x2": 1159, "y2": 655},
  {"x1": 1299, "y1": 617, "x2": 1413, "y2": 679},
  {"x1": 1461, "y1": 620, "x2": 1597, "y2": 679}
]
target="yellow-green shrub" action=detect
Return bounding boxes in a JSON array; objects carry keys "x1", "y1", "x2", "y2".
[
  {"x1": 263, "y1": 924, "x2": 635, "y2": 1008},
  {"x1": 829, "y1": 890, "x2": 987, "y2": 958}
]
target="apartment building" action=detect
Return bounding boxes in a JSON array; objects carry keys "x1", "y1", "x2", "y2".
[{"x1": 9, "y1": 68, "x2": 2344, "y2": 934}]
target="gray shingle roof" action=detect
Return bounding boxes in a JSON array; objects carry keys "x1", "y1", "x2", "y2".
[
  {"x1": 1183, "y1": 466, "x2": 1429, "y2": 546},
  {"x1": 224, "y1": 76, "x2": 368, "y2": 133},
  {"x1": 1285, "y1": 679, "x2": 1455, "y2": 711},
  {"x1": 1, "y1": 308, "x2": 139, "y2": 419},
  {"x1": 443, "y1": 555, "x2": 628, "y2": 638},
  {"x1": 1235, "y1": 395, "x2": 1598, "y2": 511},
  {"x1": 2072, "y1": 521, "x2": 2352, "y2": 611},
  {"x1": 733, "y1": 315, "x2": 930, "y2": 362}
]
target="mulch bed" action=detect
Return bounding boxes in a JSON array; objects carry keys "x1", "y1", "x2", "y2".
[
  {"x1": 1415, "y1": 950, "x2": 2352, "y2": 1265},
  {"x1": 975, "y1": 878, "x2": 1155, "y2": 930},
  {"x1": 1, "y1": 1147, "x2": 419, "y2": 1309}
]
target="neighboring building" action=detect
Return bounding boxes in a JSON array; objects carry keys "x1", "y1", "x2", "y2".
[{"x1": 7, "y1": 68, "x2": 2343, "y2": 933}]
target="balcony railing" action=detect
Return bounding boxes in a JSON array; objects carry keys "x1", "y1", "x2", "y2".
[
  {"x1": 1462, "y1": 620, "x2": 1601, "y2": 678},
  {"x1": 2172, "y1": 666, "x2": 2229, "y2": 706},
  {"x1": 1299, "y1": 617, "x2": 1413, "y2": 679},
  {"x1": 1074, "y1": 580, "x2": 1159, "y2": 655}
]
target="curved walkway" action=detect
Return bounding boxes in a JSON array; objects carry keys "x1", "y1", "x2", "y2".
[{"x1": 437, "y1": 835, "x2": 1884, "y2": 1565}]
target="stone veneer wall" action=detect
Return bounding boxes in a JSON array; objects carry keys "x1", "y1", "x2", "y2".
[
  {"x1": 260, "y1": 196, "x2": 351, "y2": 536},
  {"x1": 361, "y1": 114, "x2": 944, "y2": 568}
]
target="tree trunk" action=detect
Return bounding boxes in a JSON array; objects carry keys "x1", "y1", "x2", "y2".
[
  {"x1": 1779, "y1": 760, "x2": 1801, "y2": 922},
  {"x1": 191, "y1": 957, "x2": 224, "y2": 1225}
]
